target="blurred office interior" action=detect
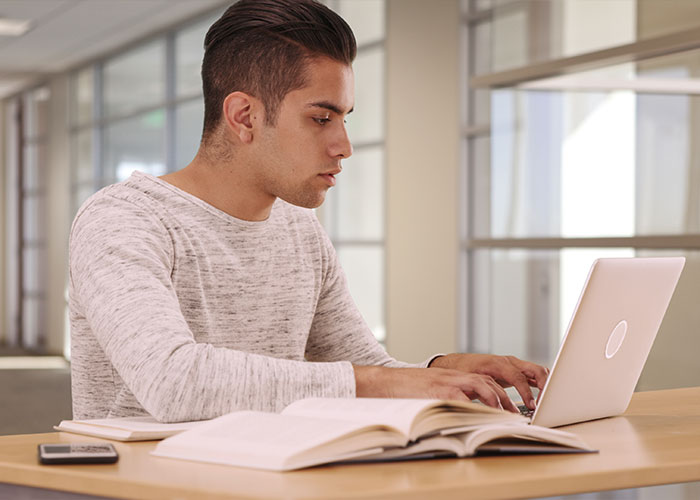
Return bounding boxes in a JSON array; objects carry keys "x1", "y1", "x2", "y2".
[{"x1": 1, "y1": 0, "x2": 700, "y2": 452}]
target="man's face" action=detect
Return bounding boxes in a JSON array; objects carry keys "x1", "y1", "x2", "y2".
[{"x1": 252, "y1": 57, "x2": 354, "y2": 209}]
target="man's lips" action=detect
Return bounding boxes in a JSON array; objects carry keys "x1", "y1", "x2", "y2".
[{"x1": 319, "y1": 168, "x2": 342, "y2": 186}]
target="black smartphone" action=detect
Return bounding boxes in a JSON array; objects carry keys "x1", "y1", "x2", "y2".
[{"x1": 38, "y1": 443, "x2": 119, "y2": 465}]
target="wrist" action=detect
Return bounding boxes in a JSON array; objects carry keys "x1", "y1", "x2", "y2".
[
  {"x1": 428, "y1": 354, "x2": 450, "y2": 369},
  {"x1": 353, "y1": 365, "x2": 383, "y2": 397}
]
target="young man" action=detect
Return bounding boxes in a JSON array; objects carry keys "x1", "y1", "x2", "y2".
[{"x1": 69, "y1": 0, "x2": 547, "y2": 423}]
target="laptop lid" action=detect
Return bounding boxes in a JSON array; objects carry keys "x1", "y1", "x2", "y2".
[{"x1": 530, "y1": 257, "x2": 685, "y2": 428}]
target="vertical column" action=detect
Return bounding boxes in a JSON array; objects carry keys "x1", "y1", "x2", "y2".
[
  {"x1": 385, "y1": 0, "x2": 460, "y2": 361},
  {"x1": 0, "y1": 101, "x2": 6, "y2": 346},
  {"x1": 46, "y1": 76, "x2": 71, "y2": 354}
]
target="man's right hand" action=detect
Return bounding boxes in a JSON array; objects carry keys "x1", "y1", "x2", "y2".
[{"x1": 353, "y1": 365, "x2": 519, "y2": 412}]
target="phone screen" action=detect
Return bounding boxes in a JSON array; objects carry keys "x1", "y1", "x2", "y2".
[{"x1": 38, "y1": 443, "x2": 119, "y2": 464}]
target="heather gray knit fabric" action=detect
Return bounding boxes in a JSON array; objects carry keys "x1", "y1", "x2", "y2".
[{"x1": 69, "y1": 171, "x2": 428, "y2": 422}]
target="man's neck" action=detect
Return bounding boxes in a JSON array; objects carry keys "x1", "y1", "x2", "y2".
[{"x1": 159, "y1": 155, "x2": 276, "y2": 222}]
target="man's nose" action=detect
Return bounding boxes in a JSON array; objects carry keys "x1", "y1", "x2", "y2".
[{"x1": 331, "y1": 125, "x2": 353, "y2": 159}]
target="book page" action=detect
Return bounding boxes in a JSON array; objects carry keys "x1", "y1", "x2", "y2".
[
  {"x1": 153, "y1": 411, "x2": 406, "y2": 471},
  {"x1": 456, "y1": 423, "x2": 594, "y2": 454},
  {"x1": 283, "y1": 398, "x2": 524, "y2": 440},
  {"x1": 282, "y1": 398, "x2": 442, "y2": 436},
  {"x1": 353, "y1": 435, "x2": 466, "y2": 462}
]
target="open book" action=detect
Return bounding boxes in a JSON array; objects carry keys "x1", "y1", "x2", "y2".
[
  {"x1": 54, "y1": 416, "x2": 203, "y2": 441},
  {"x1": 151, "y1": 398, "x2": 594, "y2": 471}
]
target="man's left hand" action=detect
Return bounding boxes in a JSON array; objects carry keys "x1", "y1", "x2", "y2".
[{"x1": 429, "y1": 353, "x2": 549, "y2": 410}]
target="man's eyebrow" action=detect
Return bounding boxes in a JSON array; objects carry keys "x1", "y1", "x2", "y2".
[{"x1": 306, "y1": 101, "x2": 354, "y2": 115}]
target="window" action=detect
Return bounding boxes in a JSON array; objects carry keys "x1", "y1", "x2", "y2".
[
  {"x1": 320, "y1": 0, "x2": 387, "y2": 342},
  {"x1": 104, "y1": 40, "x2": 166, "y2": 119},
  {"x1": 174, "y1": 16, "x2": 211, "y2": 169},
  {"x1": 2, "y1": 87, "x2": 51, "y2": 350},
  {"x1": 70, "y1": 68, "x2": 96, "y2": 216},
  {"x1": 69, "y1": 10, "x2": 221, "y2": 212},
  {"x1": 461, "y1": 0, "x2": 700, "y2": 390}
]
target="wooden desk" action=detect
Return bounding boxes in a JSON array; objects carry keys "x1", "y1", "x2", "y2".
[{"x1": 1, "y1": 387, "x2": 700, "y2": 500}]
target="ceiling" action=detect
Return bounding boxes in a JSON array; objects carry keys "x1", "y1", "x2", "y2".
[{"x1": 0, "y1": 0, "x2": 230, "y2": 98}]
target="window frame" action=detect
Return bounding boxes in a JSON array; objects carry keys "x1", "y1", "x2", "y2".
[{"x1": 460, "y1": 0, "x2": 700, "y2": 357}]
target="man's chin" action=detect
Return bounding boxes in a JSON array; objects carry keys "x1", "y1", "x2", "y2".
[{"x1": 278, "y1": 191, "x2": 327, "y2": 210}]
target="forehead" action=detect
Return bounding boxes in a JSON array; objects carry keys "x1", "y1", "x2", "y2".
[{"x1": 285, "y1": 57, "x2": 354, "y2": 113}]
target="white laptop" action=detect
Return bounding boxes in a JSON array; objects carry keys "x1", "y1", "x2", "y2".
[{"x1": 528, "y1": 257, "x2": 685, "y2": 428}]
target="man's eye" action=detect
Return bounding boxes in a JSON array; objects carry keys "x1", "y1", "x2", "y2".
[{"x1": 314, "y1": 117, "x2": 331, "y2": 125}]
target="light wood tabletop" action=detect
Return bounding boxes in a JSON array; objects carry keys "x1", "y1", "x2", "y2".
[{"x1": 1, "y1": 387, "x2": 700, "y2": 500}]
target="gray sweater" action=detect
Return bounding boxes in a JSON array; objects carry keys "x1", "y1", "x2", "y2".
[{"x1": 69, "y1": 171, "x2": 429, "y2": 422}]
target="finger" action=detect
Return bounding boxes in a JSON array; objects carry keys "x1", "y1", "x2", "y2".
[
  {"x1": 510, "y1": 358, "x2": 549, "y2": 390},
  {"x1": 501, "y1": 365, "x2": 536, "y2": 411},
  {"x1": 465, "y1": 375, "x2": 519, "y2": 413},
  {"x1": 445, "y1": 388, "x2": 472, "y2": 402},
  {"x1": 473, "y1": 358, "x2": 536, "y2": 411},
  {"x1": 483, "y1": 376, "x2": 519, "y2": 413},
  {"x1": 462, "y1": 376, "x2": 504, "y2": 411}
]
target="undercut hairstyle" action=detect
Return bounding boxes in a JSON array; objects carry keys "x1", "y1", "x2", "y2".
[{"x1": 201, "y1": 0, "x2": 357, "y2": 141}]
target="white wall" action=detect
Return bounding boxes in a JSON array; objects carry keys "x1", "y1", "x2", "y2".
[{"x1": 385, "y1": 0, "x2": 461, "y2": 362}]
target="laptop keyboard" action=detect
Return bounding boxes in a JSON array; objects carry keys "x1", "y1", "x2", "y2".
[{"x1": 518, "y1": 404, "x2": 534, "y2": 418}]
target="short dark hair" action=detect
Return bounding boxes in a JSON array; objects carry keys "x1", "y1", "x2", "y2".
[{"x1": 201, "y1": 0, "x2": 356, "y2": 140}]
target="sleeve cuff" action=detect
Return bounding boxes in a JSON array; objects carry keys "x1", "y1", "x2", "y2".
[{"x1": 422, "y1": 353, "x2": 447, "y2": 368}]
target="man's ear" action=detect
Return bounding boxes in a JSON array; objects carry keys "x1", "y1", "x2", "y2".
[{"x1": 222, "y1": 92, "x2": 259, "y2": 143}]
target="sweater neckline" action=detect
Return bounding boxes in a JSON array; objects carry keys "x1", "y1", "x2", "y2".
[{"x1": 130, "y1": 170, "x2": 278, "y2": 229}]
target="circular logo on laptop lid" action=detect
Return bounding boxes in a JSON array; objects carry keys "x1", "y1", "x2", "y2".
[{"x1": 605, "y1": 320, "x2": 628, "y2": 359}]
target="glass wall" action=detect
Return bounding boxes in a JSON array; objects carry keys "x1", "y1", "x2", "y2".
[
  {"x1": 317, "y1": 0, "x2": 387, "y2": 342},
  {"x1": 461, "y1": 0, "x2": 700, "y2": 390},
  {"x1": 69, "y1": 13, "x2": 217, "y2": 214},
  {"x1": 2, "y1": 87, "x2": 52, "y2": 350}
]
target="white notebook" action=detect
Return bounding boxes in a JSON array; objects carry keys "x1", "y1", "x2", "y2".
[{"x1": 55, "y1": 416, "x2": 203, "y2": 441}]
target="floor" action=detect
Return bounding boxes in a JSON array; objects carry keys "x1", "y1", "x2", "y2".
[{"x1": 0, "y1": 349, "x2": 72, "y2": 435}]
